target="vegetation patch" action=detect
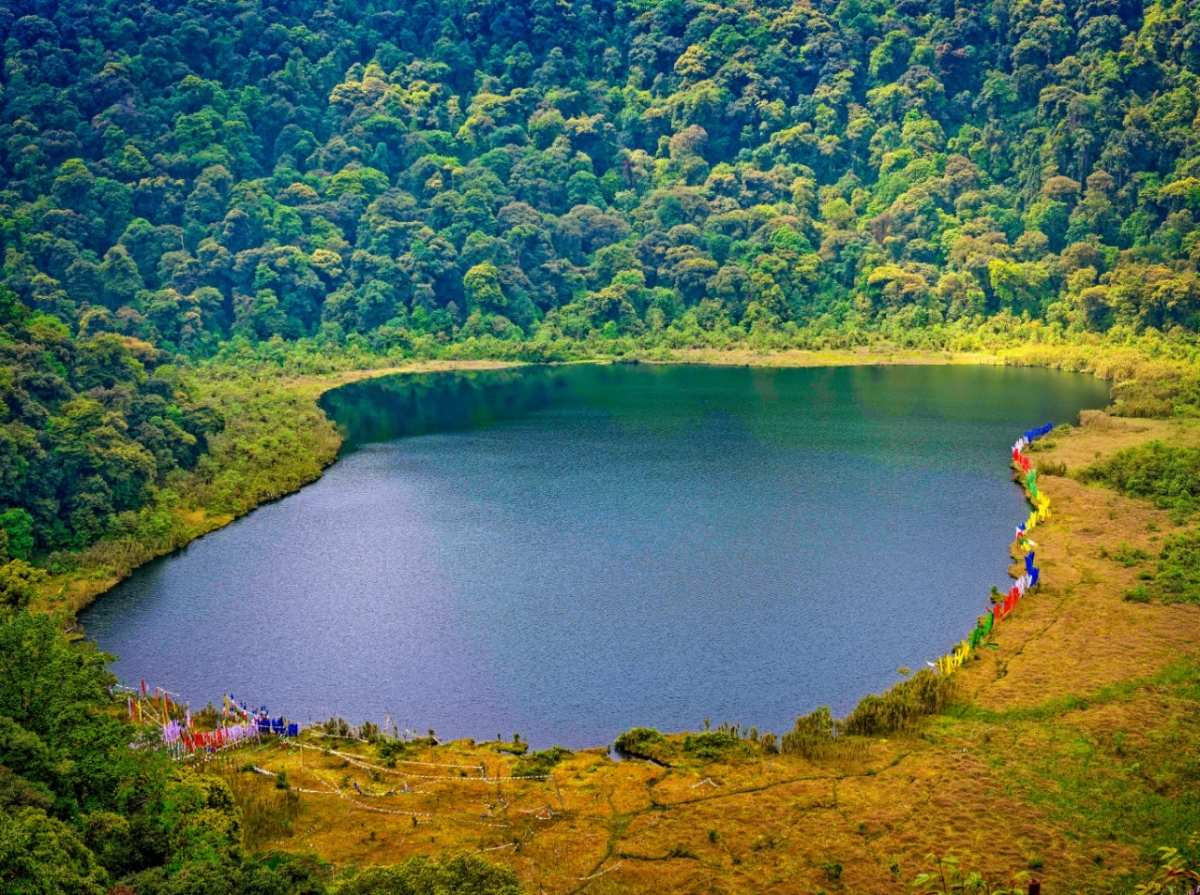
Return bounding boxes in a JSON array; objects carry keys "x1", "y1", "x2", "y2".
[
  {"x1": 511, "y1": 746, "x2": 571, "y2": 778},
  {"x1": 840, "y1": 669, "x2": 957, "y2": 736},
  {"x1": 1126, "y1": 530, "x2": 1200, "y2": 605},
  {"x1": 614, "y1": 726, "x2": 673, "y2": 764},
  {"x1": 1080, "y1": 442, "x2": 1200, "y2": 517}
]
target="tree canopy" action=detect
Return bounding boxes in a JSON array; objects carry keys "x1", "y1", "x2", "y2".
[{"x1": 0, "y1": 0, "x2": 1198, "y2": 355}]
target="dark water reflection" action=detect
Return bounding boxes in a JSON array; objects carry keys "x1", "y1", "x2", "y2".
[{"x1": 82, "y1": 364, "x2": 1109, "y2": 748}]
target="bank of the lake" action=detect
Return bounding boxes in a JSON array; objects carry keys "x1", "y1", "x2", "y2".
[
  {"x1": 34, "y1": 339, "x2": 1200, "y2": 893},
  {"x1": 81, "y1": 362, "x2": 1108, "y2": 747},
  {"x1": 209, "y1": 407, "x2": 1200, "y2": 895}
]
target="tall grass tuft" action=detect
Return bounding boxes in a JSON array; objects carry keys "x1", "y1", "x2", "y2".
[
  {"x1": 840, "y1": 670, "x2": 956, "y2": 736},
  {"x1": 225, "y1": 771, "x2": 303, "y2": 851},
  {"x1": 780, "y1": 707, "x2": 836, "y2": 759}
]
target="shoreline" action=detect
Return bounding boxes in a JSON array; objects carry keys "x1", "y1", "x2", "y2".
[
  {"x1": 79, "y1": 348, "x2": 1101, "y2": 750},
  {"x1": 58, "y1": 346, "x2": 1200, "y2": 891},
  {"x1": 215, "y1": 404, "x2": 1200, "y2": 893}
]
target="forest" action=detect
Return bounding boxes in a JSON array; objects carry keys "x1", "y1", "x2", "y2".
[
  {"x1": 3, "y1": 0, "x2": 1200, "y2": 890},
  {"x1": 3, "y1": 0, "x2": 1200, "y2": 555},
  {"x1": 0, "y1": 0, "x2": 1198, "y2": 559}
]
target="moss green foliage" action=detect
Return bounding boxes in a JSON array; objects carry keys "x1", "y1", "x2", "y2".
[
  {"x1": 331, "y1": 855, "x2": 521, "y2": 895},
  {"x1": 680, "y1": 730, "x2": 741, "y2": 760},
  {"x1": 0, "y1": 609, "x2": 243, "y2": 893},
  {"x1": 1105, "y1": 542, "x2": 1152, "y2": 567},
  {"x1": 614, "y1": 726, "x2": 670, "y2": 763},
  {"x1": 1082, "y1": 442, "x2": 1200, "y2": 514},
  {"x1": 511, "y1": 746, "x2": 571, "y2": 778},
  {"x1": 910, "y1": 855, "x2": 1030, "y2": 894},
  {"x1": 1126, "y1": 530, "x2": 1200, "y2": 605},
  {"x1": 840, "y1": 669, "x2": 956, "y2": 736},
  {"x1": 4, "y1": 0, "x2": 1200, "y2": 362},
  {"x1": 40, "y1": 364, "x2": 344, "y2": 602},
  {"x1": 780, "y1": 706, "x2": 837, "y2": 759},
  {"x1": 1135, "y1": 835, "x2": 1200, "y2": 895},
  {"x1": 0, "y1": 285, "x2": 222, "y2": 559}
]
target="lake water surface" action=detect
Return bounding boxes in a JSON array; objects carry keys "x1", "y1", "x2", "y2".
[{"x1": 82, "y1": 364, "x2": 1109, "y2": 748}]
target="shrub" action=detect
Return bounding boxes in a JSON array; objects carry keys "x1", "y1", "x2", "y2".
[
  {"x1": 681, "y1": 730, "x2": 740, "y2": 760},
  {"x1": 910, "y1": 855, "x2": 1030, "y2": 894},
  {"x1": 1112, "y1": 543, "x2": 1152, "y2": 566},
  {"x1": 512, "y1": 746, "x2": 571, "y2": 778},
  {"x1": 1079, "y1": 442, "x2": 1200, "y2": 514},
  {"x1": 1126, "y1": 585, "x2": 1152, "y2": 603},
  {"x1": 332, "y1": 854, "x2": 521, "y2": 895},
  {"x1": 781, "y1": 706, "x2": 835, "y2": 759},
  {"x1": 614, "y1": 726, "x2": 670, "y2": 763},
  {"x1": 1152, "y1": 530, "x2": 1200, "y2": 603},
  {"x1": 840, "y1": 670, "x2": 956, "y2": 736}
]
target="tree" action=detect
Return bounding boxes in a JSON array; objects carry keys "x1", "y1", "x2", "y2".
[{"x1": 463, "y1": 263, "x2": 507, "y2": 315}]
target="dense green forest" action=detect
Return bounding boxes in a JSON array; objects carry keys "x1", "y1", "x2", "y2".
[
  {"x1": 4, "y1": 0, "x2": 1200, "y2": 353},
  {"x1": 2, "y1": 0, "x2": 1200, "y2": 558}
]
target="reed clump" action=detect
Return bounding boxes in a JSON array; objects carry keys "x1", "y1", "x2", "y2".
[
  {"x1": 780, "y1": 707, "x2": 836, "y2": 759},
  {"x1": 840, "y1": 670, "x2": 957, "y2": 736}
]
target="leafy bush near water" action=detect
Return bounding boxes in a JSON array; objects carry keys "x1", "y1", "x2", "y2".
[
  {"x1": 613, "y1": 727, "x2": 671, "y2": 763},
  {"x1": 512, "y1": 746, "x2": 571, "y2": 778},
  {"x1": 840, "y1": 669, "x2": 957, "y2": 737},
  {"x1": 781, "y1": 706, "x2": 838, "y2": 759},
  {"x1": 681, "y1": 730, "x2": 742, "y2": 760}
]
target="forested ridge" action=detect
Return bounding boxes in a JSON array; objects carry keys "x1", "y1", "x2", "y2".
[
  {"x1": 3, "y1": 0, "x2": 1200, "y2": 554},
  {"x1": 3, "y1": 0, "x2": 1200, "y2": 352}
]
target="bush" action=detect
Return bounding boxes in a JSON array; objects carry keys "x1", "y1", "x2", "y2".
[
  {"x1": 1080, "y1": 442, "x2": 1200, "y2": 515},
  {"x1": 781, "y1": 707, "x2": 836, "y2": 759},
  {"x1": 512, "y1": 746, "x2": 571, "y2": 778},
  {"x1": 1111, "y1": 543, "x2": 1152, "y2": 566},
  {"x1": 1145, "y1": 530, "x2": 1200, "y2": 604},
  {"x1": 681, "y1": 730, "x2": 740, "y2": 760},
  {"x1": 614, "y1": 727, "x2": 670, "y2": 763},
  {"x1": 332, "y1": 854, "x2": 521, "y2": 895},
  {"x1": 840, "y1": 670, "x2": 956, "y2": 736},
  {"x1": 1126, "y1": 585, "x2": 1152, "y2": 603}
]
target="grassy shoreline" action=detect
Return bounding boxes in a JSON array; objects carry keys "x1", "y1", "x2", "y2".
[
  {"x1": 35, "y1": 339, "x2": 1200, "y2": 892},
  {"x1": 38, "y1": 358, "x2": 522, "y2": 615},
  {"x1": 213, "y1": 404, "x2": 1200, "y2": 894}
]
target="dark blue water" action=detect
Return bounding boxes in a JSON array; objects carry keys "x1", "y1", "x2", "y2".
[{"x1": 81, "y1": 364, "x2": 1109, "y2": 748}]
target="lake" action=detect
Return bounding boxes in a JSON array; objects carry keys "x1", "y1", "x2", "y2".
[{"x1": 81, "y1": 363, "x2": 1110, "y2": 748}]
